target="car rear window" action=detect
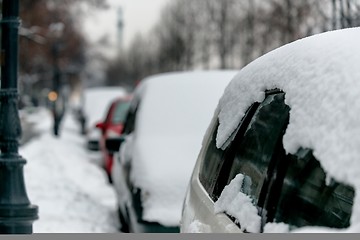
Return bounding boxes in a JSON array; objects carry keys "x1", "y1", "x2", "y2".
[
  {"x1": 112, "y1": 101, "x2": 131, "y2": 124},
  {"x1": 274, "y1": 149, "x2": 355, "y2": 230},
  {"x1": 221, "y1": 93, "x2": 290, "y2": 203},
  {"x1": 199, "y1": 90, "x2": 355, "y2": 231}
]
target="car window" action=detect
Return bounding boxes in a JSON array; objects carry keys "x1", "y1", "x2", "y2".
[
  {"x1": 199, "y1": 103, "x2": 259, "y2": 200},
  {"x1": 198, "y1": 121, "x2": 225, "y2": 195},
  {"x1": 104, "y1": 102, "x2": 115, "y2": 123},
  {"x1": 122, "y1": 103, "x2": 139, "y2": 134},
  {"x1": 213, "y1": 92, "x2": 290, "y2": 203},
  {"x1": 273, "y1": 148, "x2": 354, "y2": 230},
  {"x1": 112, "y1": 101, "x2": 131, "y2": 124},
  {"x1": 204, "y1": 91, "x2": 355, "y2": 231}
]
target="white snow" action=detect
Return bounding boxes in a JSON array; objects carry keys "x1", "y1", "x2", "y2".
[
  {"x1": 82, "y1": 87, "x2": 127, "y2": 130},
  {"x1": 263, "y1": 222, "x2": 289, "y2": 233},
  {"x1": 23, "y1": 108, "x2": 53, "y2": 134},
  {"x1": 20, "y1": 108, "x2": 119, "y2": 232},
  {"x1": 186, "y1": 220, "x2": 211, "y2": 233},
  {"x1": 214, "y1": 174, "x2": 261, "y2": 233},
  {"x1": 215, "y1": 27, "x2": 360, "y2": 232},
  {"x1": 127, "y1": 71, "x2": 237, "y2": 226}
]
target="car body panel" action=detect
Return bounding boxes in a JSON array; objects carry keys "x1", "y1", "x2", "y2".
[
  {"x1": 98, "y1": 96, "x2": 131, "y2": 176},
  {"x1": 181, "y1": 117, "x2": 241, "y2": 233},
  {"x1": 181, "y1": 28, "x2": 360, "y2": 233},
  {"x1": 111, "y1": 71, "x2": 237, "y2": 232}
]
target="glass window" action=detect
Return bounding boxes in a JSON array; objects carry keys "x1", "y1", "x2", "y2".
[
  {"x1": 274, "y1": 149, "x2": 355, "y2": 229},
  {"x1": 122, "y1": 103, "x2": 139, "y2": 134},
  {"x1": 213, "y1": 93, "x2": 290, "y2": 204},
  {"x1": 112, "y1": 101, "x2": 131, "y2": 124},
  {"x1": 199, "y1": 122, "x2": 226, "y2": 195},
  {"x1": 201, "y1": 89, "x2": 355, "y2": 231},
  {"x1": 199, "y1": 103, "x2": 259, "y2": 200}
]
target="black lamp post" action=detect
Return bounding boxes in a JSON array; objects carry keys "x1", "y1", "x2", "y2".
[{"x1": 0, "y1": 0, "x2": 38, "y2": 234}]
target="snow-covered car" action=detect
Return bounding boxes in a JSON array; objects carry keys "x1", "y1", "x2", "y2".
[
  {"x1": 181, "y1": 28, "x2": 360, "y2": 233},
  {"x1": 81, "y1": 87, "x2": 127, "y2": 151},
  {"x1": 110, "y1": 71, "x2": 237, "y2": 232}
]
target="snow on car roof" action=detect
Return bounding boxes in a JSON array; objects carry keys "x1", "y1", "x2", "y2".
[
  {"x1": 130, "y1": 71, "x2": 237, "y2": 226},
  {"x1": 83, "y1": 87, "x2": 127, "y2": 128},
  {"x1": 216, "y1": 27, "x2": 360, "y2": 231}
]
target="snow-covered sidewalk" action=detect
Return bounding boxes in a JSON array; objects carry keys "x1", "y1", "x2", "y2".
[{"x1": 20, "y1": 108, "x2": 119, "y2": 233}]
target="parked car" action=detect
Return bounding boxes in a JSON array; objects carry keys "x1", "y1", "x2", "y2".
[
  {"x1": 81, "y1": 87, "x2": 127, "y2": 151},
  {"x1": 181, "y1": 28, "x2": 360, "y2": 233},
  {"x1": 95, "y1": 96, "x2": 131, "y2": 180},
  {"x1": 108, "y1": 71, "x2": 237, "y2": 232}
]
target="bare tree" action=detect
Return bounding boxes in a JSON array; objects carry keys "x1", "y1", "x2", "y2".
[
  {"x1": 106, "y1": 0, "x2": 360, "y2": 85},
  {"x1": 205, "y1": 0, "x2": 243, "y2": 69},
  {"x1": 154, "y1": 0, "x2": 203, "y2": 71},
  {"x1": 19, "y1": 0, "x2": 111, "y2": 98}
]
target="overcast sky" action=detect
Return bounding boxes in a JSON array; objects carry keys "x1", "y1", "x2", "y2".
[
  {"x1": 81, "y1": 0, "x2": 171, "y2": 58},
  {"x1": 115, "y1": 0, "x2": 171, "y2": 47}
]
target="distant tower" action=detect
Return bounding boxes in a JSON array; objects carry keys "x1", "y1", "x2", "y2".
[{"x1": 117, "y1": 7, "x2": 124, "y2": 50}]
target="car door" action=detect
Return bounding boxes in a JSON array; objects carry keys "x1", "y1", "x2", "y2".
[{"x1": 111, "y1": 100, "x2": 139, "y2": 232}]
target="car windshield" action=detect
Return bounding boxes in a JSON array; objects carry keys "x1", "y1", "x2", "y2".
[{"x1": 112, "y1": 101, "x2": 131, "y2": 124}]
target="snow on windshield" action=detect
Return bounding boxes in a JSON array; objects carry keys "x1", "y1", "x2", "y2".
[
  {"x1": 216, "y1": 27, "x2": 360, "y2": 232},
  {"x1": 129, "y1": 71, "x2": 237, "y2": 226}
]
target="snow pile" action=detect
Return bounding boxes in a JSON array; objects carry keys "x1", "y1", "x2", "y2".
[
  {"x1": 215, "y1": 27, "x2": 360, "y2": 232},
  {"x1": 214, "y1": 174, "x2": 261, "y2": 233},
  {"x1": 263, "y1": 222, "x2": 289, "y2": 233},
  {"x1": 20, "y1": 109, "x2": 119, "y2": 232},
  {"x1": 186, "y1": 220, "x2": 211, "y2": 233},
  {"x1": 23, "y1": 108, "x2": 53, "y2": 134},
  {"x1": 128, "y1": 71, "x2": 237, "y2": 226}
]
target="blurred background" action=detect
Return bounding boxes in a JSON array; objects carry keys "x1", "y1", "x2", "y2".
[
  {"x1": 2, "y1": 0, "x2": 359, "y2": 109},
  {"x1": 0, "y1": 0, "x2": 359, "y2": 232}
]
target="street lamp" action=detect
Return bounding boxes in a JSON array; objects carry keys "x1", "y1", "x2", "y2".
[{"x1": 0, "y1": 0, "x2": 38, "y2": 234}]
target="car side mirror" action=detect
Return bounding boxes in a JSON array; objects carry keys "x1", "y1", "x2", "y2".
[
  {"x1": 95, "y1": 121, "x2": 105, "y2": 130},
  {"x1": 105, "y1": 136, "x2": 126, "y2": 154}
]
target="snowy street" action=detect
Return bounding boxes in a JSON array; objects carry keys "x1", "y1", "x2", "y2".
[
  {"x1": 1, "y1": 0, "x2": 358, "y2": 235},
  {"x1": 19, "y1": 108, "x2": 120, "y2": 233}
]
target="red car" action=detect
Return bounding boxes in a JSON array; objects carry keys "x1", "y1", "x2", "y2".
[{"x1": 95, "y1": 96, "x2": 131, "y2": 181}]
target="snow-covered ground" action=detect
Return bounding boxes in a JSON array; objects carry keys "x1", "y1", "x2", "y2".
[{"x1": 20, "y1": 108, "x2": 119, "y2": 233}]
